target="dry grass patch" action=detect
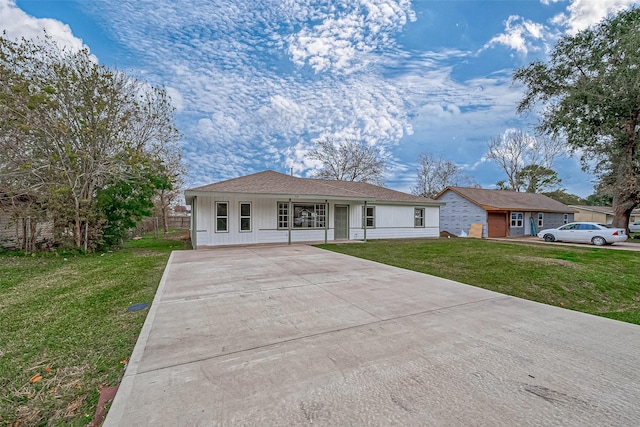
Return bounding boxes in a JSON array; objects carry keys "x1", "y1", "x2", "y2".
[{"x1": 508, "y1": 255, "x2": 578, "y2": 268}]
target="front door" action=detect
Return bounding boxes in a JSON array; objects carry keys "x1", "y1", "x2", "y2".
[{"x1": 334, "y1": 205, "x2": 349, "y2": 240}]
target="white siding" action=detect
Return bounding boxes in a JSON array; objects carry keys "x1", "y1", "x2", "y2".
[
  {"x1": 350, "y1": 204, "x2": 440, "y2": 240},
  {"x1": 193, "y1": 196, "x2": 440, "y2": 247}
]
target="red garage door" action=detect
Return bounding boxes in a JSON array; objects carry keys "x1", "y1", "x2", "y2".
[{"x1": 487, "y1": 212, "x2": 507, "y2": 238}]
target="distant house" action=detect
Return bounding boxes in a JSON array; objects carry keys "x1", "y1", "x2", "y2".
[
  {"x1": 569, "y1": 205, "x2": 640, "y2": 224},
  {"x1": 184, "y1": 170, "x2": 443, "y2": 248},
  {"x1": 434, "y1": 187, "x2": 577, "y2": 238},
  {"x1": 0, "y1": 193, "x2": 53, "y2": 250}
]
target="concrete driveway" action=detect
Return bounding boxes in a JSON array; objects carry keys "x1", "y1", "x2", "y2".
[{"x1": 105, "y1": 245, "x2": 640, "y2": 426}]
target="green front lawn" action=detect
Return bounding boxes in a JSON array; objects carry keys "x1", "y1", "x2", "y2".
[
  {"x1": 318, "y1": 238, "x2": 640, "y2": 324},
  {"x1": 0, "y1": 231, "x2": 190, "y2": 426}
]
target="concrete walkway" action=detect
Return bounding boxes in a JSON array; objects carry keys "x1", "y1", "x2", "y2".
[{"x1": 105, "y1": 245, "x2": 640, "y2": 426}]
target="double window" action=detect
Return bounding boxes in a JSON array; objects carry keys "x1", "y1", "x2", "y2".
[
  {"x1": 511, "y1": 212, "x2": 523, "y2": 228},
  {"x1": 277, "y1": 202, "x2": 326, "y2": 229},
  {"x1": 363, "y1": 206, "x2": 375, "y2": 228},
  {"x1": 563, "y1": 214, "x2": 569, "y2": 224},
  {"x1": 414, "y1": 208, "x2": 425, "y2": 228},
  {"x1": 216, "y1": 202, "x2": 252, "y2": 232}
]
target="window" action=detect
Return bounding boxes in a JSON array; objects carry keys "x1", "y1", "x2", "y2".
[
  {"x1": 279, "y1": 202, "x2": 326, "y2": 229},
  {"x1": 278, "y1": 202, "x2": 289, "y2": 228},
  {"x1": 216, "y1": 202, "x2": 228, "y2": 232},
  {"x1": 563, "y1": 214, "x2": 569, "y2": 224},
  {"x1": 560, "y1": 223, "x2": 578, "y2": 230},
  {"x1": 414, "y1": 208, "x2": 425, "y2": 227},
  {"x1": 579, "y1": 223, "x2": 598, "y2": 230},
  {"x1": 537, "y1": 213, "x2": 544, "y2": 228},
  {"x1": 511, "y1": 212, "x2": 523, "y2": 228},
  {"x1": 240, "y1": 203, "x2": 251, "y2": 232},
  {"x1": 363, "y1": 206, "x2": 375, "y2": 228}
]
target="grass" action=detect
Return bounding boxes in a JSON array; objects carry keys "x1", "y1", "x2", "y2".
[
  {"x1": 1, "y1": 234, "x2": 636, "y2": 425},
  {"x1": 317, "y1": 238, "x2": 640, "y2": 325},
  {"x1": 0, "y1": 230, "x2": 190, "y2": 426}
]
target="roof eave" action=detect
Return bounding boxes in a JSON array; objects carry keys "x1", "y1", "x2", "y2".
[
  {"x1": 184, "y1": 190, "x2": 444, "y2": 206},
  {"x1": 184, "y1": 189, "x2": 372, "y2": 203}
]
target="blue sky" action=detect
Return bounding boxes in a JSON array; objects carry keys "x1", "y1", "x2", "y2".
[{"x1": 3, "y1": 0, "x2": 639, "y2": 196}]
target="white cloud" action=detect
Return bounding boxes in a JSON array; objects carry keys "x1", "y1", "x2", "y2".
[
  {"x1": 285, "y1": 0, "x2": 416, "y2": 74},
  {"x1": 165, "y1": 87, "x2": 185, "y2": 112},
  {"x1": 0, "y1": 0, "x2": 85, "y2": 50},
  {"x1": 556, "y1": 0, "x2": 638, "y2": 34},
  {"x1": 484, "y1": 15, "x2": 547, "y2": 54}
]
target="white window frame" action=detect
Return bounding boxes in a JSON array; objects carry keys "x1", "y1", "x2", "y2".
[
  {"x1": 511, "y1": 212, "x2": 524, "y2": 228},
  {"x1": 414, "y1": 208, "x2": 425, "y2": 228},
  {"x1": 215, "y1": 202, "x2": 229, "y2": 233},
  {"x1": 537, "y1": 212, "x2": 544, "y2": 228},
  {"x1": 278, "y1": 202, "x2": 326, "y2": 229},
  {"x1": 563, "y1": 214, "x2": 569, "y2": 224},
  {"x1": 277, "y1": 202, "x2": 289, "y2": 229},
  {"x1": 239, "y1": 202, "x2": 251, "y2": 232},
  {"x1": 363, "y1": 206, "x2": 375, "y2": 229}
]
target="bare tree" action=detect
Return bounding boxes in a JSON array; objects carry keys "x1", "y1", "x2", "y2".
[
  {"x1": 308, "y1": 137, "x2": 386, "y2": 185},
  {"x1": 411, "y1": 153, "x2": 478, "y2": 198},
  {"x1": 486, "y1": 129, "x2": 563, "y2": 191}
]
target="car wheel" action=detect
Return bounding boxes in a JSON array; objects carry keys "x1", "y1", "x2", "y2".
[
  {"x1": 592, "y1": 236, "x2": 607, "y2": 246},
  {"x1": 544, "y1": 234, "x2": 555, "y2": 242}
]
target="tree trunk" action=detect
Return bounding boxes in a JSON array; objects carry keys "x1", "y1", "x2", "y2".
[
  {"x1": 74, "y1": 197, "x2": 82, "y2": 247},
  {"x1": 28, "y1": 216, "x2": 37, "y2": 252},
  {"x1": 611, "y1": 125, "x2": 640, "y2": 229},
  {"x1": 160, "y1": 191, "x2": 169, "y2": 234}
]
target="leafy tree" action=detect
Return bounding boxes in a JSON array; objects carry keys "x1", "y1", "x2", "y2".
[
  {"x1": 0, "y1": 34, "x2": 182, "y2": 250},
  {"x1": 98, "y1": 170, "x2": 171, "y2": 247},
  {"x1": 308, "y1": 137, "x2": 386, "y2": 185},
  {"x1": 514, "y1": 7, "x2": 640, "y2": 228},
  {"x1": 411, "y1": 153, "x2": 478, "y2": 198},
  {"x1": 585, "y1": 184, "x2": 614, "y2": 206},
  {"x1": 542, "y1": 189, "x2": 585, "y2": 205},
  {"x1": 486, "y1": 129, "x2": 563, "y2": 191},
  {"x1": 517, "y1": 164, "x2": 562, "y2": 193}
]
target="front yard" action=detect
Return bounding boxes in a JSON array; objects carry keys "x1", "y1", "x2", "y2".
[
  {"x1": 2, "y1": 235, "x2": 638, "y2": 426},
  {"x1": 318, "y1": 238, "x2": 640, "y2": 325},
  {"x1": 0, "y1": 232, "x2": 190, "y2": 426}
]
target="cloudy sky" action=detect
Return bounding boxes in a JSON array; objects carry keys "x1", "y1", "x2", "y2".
[{"x1": 3, "y1": 0, "x2": 639, "y2": 196}]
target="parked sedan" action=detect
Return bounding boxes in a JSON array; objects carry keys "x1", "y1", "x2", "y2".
[
  {"x1": 537, "y1": 222, "x2": 628, "y2": 246},
  {"x1": 629, "y1": 221, "x2": 640, "y2": 233}
]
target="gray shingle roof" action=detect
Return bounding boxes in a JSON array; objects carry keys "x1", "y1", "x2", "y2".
[
  {"x1": 569, "y1": 205, "x2": 640, "y2": 215},
  {"x1": 437, "y1": 186, "x2": 576, "y2": 213},
  {"x1": 186, "y1": 170, "x2": 439, "y2": 204}
]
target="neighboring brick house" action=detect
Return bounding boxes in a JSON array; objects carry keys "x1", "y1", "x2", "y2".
[{"x1": 435, "y1": 187, "x2": 577, "y2": 238}]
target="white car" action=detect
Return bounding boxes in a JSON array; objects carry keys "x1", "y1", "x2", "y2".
[
  {"x1": 537, "y1": 222, "x2": 628, "y2": 246},
  {"x1": 629, "y1": 221, "x2": 640, "y2": 233}
]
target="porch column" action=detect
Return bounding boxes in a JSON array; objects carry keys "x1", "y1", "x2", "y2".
[
  {"x1": 363, "y1": 200, "x2": 367, "y2": 242},
  {"x1": 324, "y1": 199, "x2": 328, "y2": 244},
  {"x1": 288, "y1": 198, "x2": 292, "y2": 245},
  {"x1": 191, "y1": 196, "x2": 197, "y2": 249}
]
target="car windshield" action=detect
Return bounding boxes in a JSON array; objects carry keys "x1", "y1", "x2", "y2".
[{"x1": 599, "y1": 224, "x2": 614, "y2": 228}]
